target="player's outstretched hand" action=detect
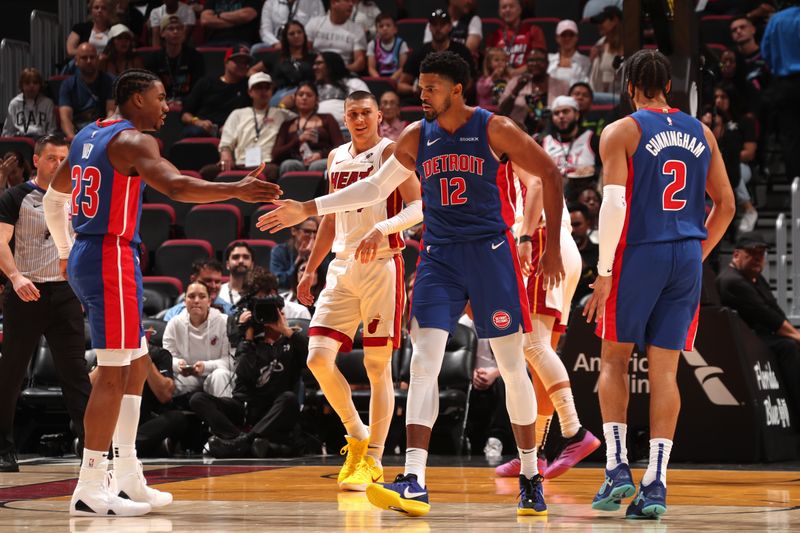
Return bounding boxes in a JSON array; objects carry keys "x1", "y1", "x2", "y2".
[
  {"x1": 537, "y1": 249, "x2": 564, "y2": 290},
  {"x1": 297, "y1": 270, "x2": 316, "y2": 306},
  {"x1": 234, "y1": 163, "x2": 282, "y2": 203},
  {"x1": 583, "y1": 275, "x2": 612, "y2": 323},
  {"x1": 256, "y1": 199, "x2": 308, "y2": 233},
  {"x1": 354, "y1": 228, "x2": 383, "y2": 264},
  {"x1": 518, "y1": 240, "x2": 533, "y2": 278}
]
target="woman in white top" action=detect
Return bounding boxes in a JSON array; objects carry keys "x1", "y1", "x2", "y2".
[
  {"x1": 547, "y1": 20, "x2": 590, "y2": 89},
  {"x1": 163, "y1": 281, "x2": 233, "y2": 399},
  {"x1": 67, "y1": 0, "x2": 115, "y2": 57}
]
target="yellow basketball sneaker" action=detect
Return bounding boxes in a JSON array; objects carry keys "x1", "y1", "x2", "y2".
[
  {"x1": 340, "y1": 455, "x2": 384, "y2": 492},
  {"x1": 337, "y1": 436, "x2": 369, "y2": 487}
]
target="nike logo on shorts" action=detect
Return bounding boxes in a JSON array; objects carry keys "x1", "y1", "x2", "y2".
[{"x1": 491, "y1": 240, "x2": 505, "y2": 250}]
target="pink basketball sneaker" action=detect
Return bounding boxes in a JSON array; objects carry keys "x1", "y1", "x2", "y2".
[
  {"x1": 545, "y1": 427, "x2": 601, "y2": 479},
  {"x1": 494, "y1": 454, "x2": 548, "y2": 477}
]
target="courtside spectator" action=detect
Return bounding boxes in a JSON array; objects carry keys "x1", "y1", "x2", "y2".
[
  {"x1": 149, "y1": 0, "x2": 197, "y2": 47},
  {"x1": 378, "y1": 90, "x2": 408, "y2": 141},
  {"x1": 477, "y1": 48, "x2": 510, "y2": 107},
  {"x1": 485, "y1": 0, "x2": 546, "y2": 75},
  {"x1": 2, "y1": 68, "x2": 57, "y2": 139},
  {"x1": 311, "y1": 52, "x2": 369, "y2": 127},
  {"x1": 145, "y1": 15, "x2": 205, "y2": 104},
  {"x1": 257, "y1": 0, "x2": 323, "y2": 49},
  {"x1": 59, "y1": 43, "x2": 115, "y2": 141},
  {"x1": 423, "y1": 0, "x2": 482, "y2": 57},
  {"x1": 180, "y1": 47, "x2": 252, "y2": 138},
  {"x1": 588, "y1": 5, "x2": 623, "y2": 104},
  {"x1": 99, "y1": 24, "x2": 144, "y2": 78},
  {"x1": 219, "y1": 242, "x2": 254, "y2": 306},
  {"x1": 547, "y1": 20, "x2": 590, "y2": 89},
  {"x1": 201, "y1": 0, "x2": 261, "y2": 46},
  {"x1": 367, "y1": 14, "x2": 408, "y2": 80},
  {"x1": 305, "y1": 0, "x2": 367, "y2": 73},
  {"x1": 66, "y1": 0, "x2": 115, "y2": 57},
  {"x1": 272, "y1": 82, "x2": 343, "y2": 174},
  {"x1": 164, "y1": 259, "x2": 234, "y2": 320}
]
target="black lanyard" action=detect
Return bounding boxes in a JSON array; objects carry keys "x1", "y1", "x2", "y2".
[{"x1": 253, "y1": 108, "x2": 265, "y2": 140}]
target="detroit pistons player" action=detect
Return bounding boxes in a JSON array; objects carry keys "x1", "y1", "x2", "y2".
[
  {"x1": 297, "y1": 91, "x2": 422, "y2": 492},
  {"x1": 43, "y1": 69, "x2": 279, "y2": 516},
  {"x1": 583, "y1": 50, "x2": 734, "y2": 518},
  {"x1": 258, "y1": 51, "x2": 566, "y2": 517}
]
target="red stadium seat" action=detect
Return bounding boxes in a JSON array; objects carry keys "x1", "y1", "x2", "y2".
[
  {"x1": 397, "y1": 19, "x2": 427, "y2": 50},
  {"x1": 169, "y1": 137, "x2": 220, "y2": 171},
  {"x1": 154, "y1": 239, "x2": 213, "y2": 288},
  {"x1": 278, "y1": 171, "x2": 325, "y2": 202},
  {"x1": 0, "y1": 137, "x2": 35, "y2": 166},
  {"x1": 185, "y1": 204, "x2": 242, "y2": 259},
  {"x1": 363, "y1": 77, "x2": 397, "y2": 100},
  {"x1": 196, "y1": 46, "x2": 230, "y2": 78},
  {"x1": 522, "y1": 18, "x2": 560, "y2": 52},
  {"x1": 700, "y1": 15, "x2": 734, "y2": 47},
  {"x1": 233, "y1": 239, "x2": 276, "y2": 270},
  {"x1": 143, "y1": 169, "x2": 203, "y2": 227},
  {"x1": 213, "y1": 170, "x2": 265, "y2": 223},
  {"x1": 253, "y1": 47, "x2": 281, "y2": 71},
  {"x1": 249, "y1": 204, "x2": 291, "y2": 244},
  {"x1": 140, "y1": 204, "x2": 175, "y2": 266},
  {"x1": 142, "y1": 276, "x2": 183, "y2": 304},
  {"x1": 400, "y1": 106, "x2": 424, "y2": 122},
  {"x1": 481, "y1": 18, "x2": 503, "y2": 42},
  {"x1": 46, "y1": 75, "x2": 68, "y2": 102}
]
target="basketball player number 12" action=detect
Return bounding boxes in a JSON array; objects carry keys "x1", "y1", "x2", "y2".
[
  {"x1": 440, "y1": 177, "x2": 467, "y2": 206},
  {"x1": 662, "y1": 160, "x2": 687, "y2": 211}
]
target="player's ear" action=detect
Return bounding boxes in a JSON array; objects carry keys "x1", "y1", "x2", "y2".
[
  {"x1": 32, "y1": 153, "x2": 40, "y2": 169},
  {"x1": 665, "y1": 79, "x2": 672, "y2": 95},
  {"x1": 452, "y1": 82, "x2": 463, "y2": 98}
]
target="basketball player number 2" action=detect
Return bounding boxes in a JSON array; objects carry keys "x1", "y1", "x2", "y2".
[
  {"x1": 440, "y1": 177, "x2": 467, "y2": 206},
  {"x1": 662, "y1": 160, "x2": 687, "y2": 211},
  {"x1": 71, "y1": 165, "x2": 101, "y2": 218}
]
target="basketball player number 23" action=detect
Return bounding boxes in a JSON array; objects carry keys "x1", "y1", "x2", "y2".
[
  {"x1": 662, "y1": 160, "x2": 687, "y2": 211},
  {"x1": 440, "y1": 177, "x2": 467, "y2": 206},
  {"x1": 71, "y1": 165, "x2": 102, "y2": 218}
]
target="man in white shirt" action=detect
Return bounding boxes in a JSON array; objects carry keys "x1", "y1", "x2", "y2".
[
  {"x1": 258, "y1": 0, "x2": 325, "y2": 48},
  {"x1": 217, "y1": 72, "x2": 296, "y2": 181},
  {"x1": 305, "y1": 0, "x2": 367, "y2": 72},
  {"x1": 149, "y1": 0, "x2": 196, "y2": 47},
  {"x1": 219, "y1": 241, "x2": 255, "y2": 306}
]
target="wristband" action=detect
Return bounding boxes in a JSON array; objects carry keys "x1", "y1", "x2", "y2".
[{"x1": 518, "y1": 235, "x2": 533, "y2": 244}]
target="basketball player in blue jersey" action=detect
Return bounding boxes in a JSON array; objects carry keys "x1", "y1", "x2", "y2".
[
  {"x1": 43, "y1": 69, "x2": 280, "y2": 517},
  {"x1": 583, "y1": 50, "x2": 735, "y2": 518},
  {"x1": 258, "y1": 51, "x2": 566, "y2": 517}
]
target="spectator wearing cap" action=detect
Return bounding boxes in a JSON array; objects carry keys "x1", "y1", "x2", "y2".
[
  {"x1": 2, "y1": 68, "x2": 57, "y2": 139},
  {"x1": 540, "y1": 95, "x2": 599, "y2": 196},
  {"x1": 423, "y1": 0, "x2": 482, "y2": 57},
  {"x1": 569, "y1": 81, "x2": 606, "y2": 137},
  {"x1": 485, "y1": 0, "x2": 546, "y2": 75},
  {"x1": 399, "y1": 9, "x2": 476, "y2": 102},
  {"x1": 146, "y1": 15, "x2": 205, "y2": 105},
  {"x1": 257, "y1": 0, "x2": 324, "y2": 50},
  {"x1": 304, "y1": 0, "x2": 367, "y2": 73},
  {"x1": 582, "y1": 0, "x2": 622, "y2": 20},
  {"x1": 717, "y1": 232, "x2": 800, "y2": 417},
  {"x1": 58, "y1": 42, "x2": 115, "y2": 141},
  {"x1": 99, "y1": 24, "x2": 144, "y2": 78},
  {"x1": 547, "y1": 20, "x2": 590, "y2": 89},
  {"x1": 588, "y1": 5, "x2": 623, "y2": 104},
  {"x1": 180, "y1": 47, "x2": 253, "y2": 138},
  {"x1": 149, "y1": 0, "x2": 197, "y2": 47},
  {"x1": 200, "y1": 0, "x2": 262, "y2": 47},
  {"x1": 202, "y1": 72, "x2": 296, "y2": 182}
]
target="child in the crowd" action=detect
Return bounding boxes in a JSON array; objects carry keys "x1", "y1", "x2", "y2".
[
  {"x1": 367, "y1": 13, "x2": 408, "y2": 80},
  {"x1": 477, "y1": 47, "x2": 510, "y2": 107}
]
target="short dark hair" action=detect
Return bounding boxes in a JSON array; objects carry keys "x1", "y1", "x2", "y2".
[
  {"x1": 190, "y1": 258, "x2": 223, "y2": 277},
  {"x1": 34, "y1": 134, "x2": 68, "y2": 155},
  {"x1": 113, "y1": 68, "x2": 160, "y2": 106},
  {"x1": 730, "y1": 14, "x2": 755, "y2": 27},
  {"x1": 225, "y1": 241, "x2": 254, "y2": 261},
  {"x1": 242, "y1": 266, "x2": 278, "y2": 297},
  {"x1": 345, "y1": 90, "x2": 378, "y2": 107},
  {"x1": 624, "y1": 49, "x2": 672, "y2": 100},
  {"x1": 376, "y1": 12, "x2": 395, "y2": 25},
  {"x1": 569, "y1": 81, "x2": 594, "y2": 99},
  {"x1": 186, "y1": 279, "x2": 212, "y2": 296},
  {"x1": 567, "y1": 202, "x2": 589, "y2": 219},
  {"x1": 420, "y1": 51, "x2": 471, "y2": 88}
]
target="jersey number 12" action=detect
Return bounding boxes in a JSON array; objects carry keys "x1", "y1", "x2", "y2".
[
  {"x1": 439, "y1": 177, "x2": 467, "y2": 206},
  {"x1": 662, "y1": 160, "x2": 687, "y2": 211}
]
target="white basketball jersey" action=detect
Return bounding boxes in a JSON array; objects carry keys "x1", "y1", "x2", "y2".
[
  {"x1": 513, "y1": 176, "x2": 572, "y2": 234},
  {"x1": 328, "y1": 137, "x2": 404, "y2": 257},
  {"x1": 542, "y1": 129, "x2": 596, "y2": 179}
]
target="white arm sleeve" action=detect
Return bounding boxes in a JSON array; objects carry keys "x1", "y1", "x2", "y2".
[
  {"x1": 314, "y1": 154, "x2": 415, "y2": 215},
  {"x1": 597, "y1": 184, "x2": 627, "y2": 276},
  {"x1": 374, "y1": 200, "x2": 423, "y2": 235},
  {"x1": 43, "y1": 187, "x2": 74, "y2": 260}
]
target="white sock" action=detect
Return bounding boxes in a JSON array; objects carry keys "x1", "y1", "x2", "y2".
[
  {"x1": 551, "y1": 388, "x2": 581, "y2": 438},
  {"x1": 405, "y1": 447, "x2": 428, "y2": 487},
  {"x1": 113, "y1": 394, "x2": 142, "y2": 460},
  {"x1": 642, "y1": 438, "x2": 673, "y2": 487},
  {"x1": 518, "y1": 447, "x2": 538, "y2": 478},
  {"x1": 344, "y1": 420, "x2": 370, "y2": 442},
  {"x1": 81, "y1": 448, "x2": 108, "y2": 471},
  {"x1": 603, "y1": 422, "x2": 628, "y2": 470},
  {"x1": 535, "y1": 415, "x2": 552, "y2": 449}
]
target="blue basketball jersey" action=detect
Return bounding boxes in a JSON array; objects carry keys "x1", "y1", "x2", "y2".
[
  {"x1": 68, "y1": 119, "x2": 145, "y2": 243},
  {"x1": 624, "y1": 108, "x2": 710, "y2": 245},
  {"x1": 415, "y1": 107, "x2": 516, "y2": 244}
]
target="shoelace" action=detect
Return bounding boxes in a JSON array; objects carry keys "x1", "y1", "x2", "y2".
[{"x1": 340, "y1": 444, "x2": 362, "y2": 472}]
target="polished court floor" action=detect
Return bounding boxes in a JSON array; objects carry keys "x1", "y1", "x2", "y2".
[{"x1": 1, "y1": 456, "x2": 799, "y2": 532}]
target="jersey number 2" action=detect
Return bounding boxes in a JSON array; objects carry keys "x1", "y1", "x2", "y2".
[
  {"x1": 439, "y1": 177, "x2": 467, "y2": 206},
  {"x1": 71, "y1": 165, "x2": 102, "y2": 218},
  {"x1": 662, "y1": 160, "x2": 687, "y2": 211}
]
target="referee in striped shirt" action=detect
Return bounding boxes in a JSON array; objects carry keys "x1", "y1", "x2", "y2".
[{"x1": 0, "y1": 134, "x2": 90, "y2": 472}]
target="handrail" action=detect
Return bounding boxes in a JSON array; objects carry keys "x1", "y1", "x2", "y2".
[
  {"x1": 776, "y1": 213, "x2": 788, "y2": 312},
  {"x1": 0, "y1": 39, "x2": 31, "y2": 123},
  {"x1": 31, "y1": 11, "x2": 62, "y2": 76}
]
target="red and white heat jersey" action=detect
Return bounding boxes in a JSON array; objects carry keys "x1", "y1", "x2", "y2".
[{"x1": 328, "y1": 137, "x2": 404, "y2": 258}]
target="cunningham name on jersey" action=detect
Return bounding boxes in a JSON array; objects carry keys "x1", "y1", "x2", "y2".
[{"x1": 644, "y1": 129, "x2": 707, "y2": 158}]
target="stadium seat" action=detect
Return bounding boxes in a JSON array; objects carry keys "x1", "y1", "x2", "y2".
[
  {"x1": 234, "y1": 239, "x2": 276, "y2": 270},
  {"x1": 154, "y1": 239, "x2": 214, "y2": 288},
  {"x1": 481, "y1": 18, "x2": 502, "y2": 42},
  {"x1": 46, "y1": 75, "x2": 68, "y2": 102},
  {"x1": 363, "y1": 77, "x2": 397, "y2": 100},
  {"x1": 143, "y1": 276, "x2": 183, "y2": 306},
  {"x1": 397, "y1": 19, "x2": 427, "y2": 50},
  {"x1": 523, "y1": 18, "x2": 560, "y2": 52},
  {"x1": 196, "y1": 46, "x2": 230, "y2": 78},
  {"x1": 586, "y1": 103, "x2": 614, "y2": 127},
  {"x1": 140, "y1": 204, "x2": 175, "y2": 263},
  {"x1": 143, "y1": 287, "x2": 171, "y2": 316},
  {"x1": 700, "y1": 15, "x2": 734, "y2": 47},
  {"x1": 214, "y1": 170, "x2": 263, "y2": 222},
  {"x1": 19, "y1": 340, "x2": 65, "y2": 411},
  {"x1": 534, "y1": 0, "x2": 581, "y2": 21},
  {"x1": 253, "y1": 47, "x2": 281, "y2": 71},
  {"x1": 185, "y1": 204, "x2": 242, "y2": 259},
  {"x1": 142, "y1": 318, "x2": 168, "y2": 347},
  {"x1": 134, "y1": 46, "x2": 159, "y2": 65},
  {"x1": 277, "y1": 171, "x2": 325, "y2": 202},
  {"x1": 400, "y1": 106, "x2": 424, "y2": 122},
  {"x1": 249, "y1": 205, "x2": 292, "y2": 243},
  {"x1": 0, "y1": 136, "x2": 35, "y2": 166},
  {"x1": 168, "y1": 137, "x2": 220, "y2": 171},
  {"x1": 143, "y1": 169, "x2": 203, "y2": 227}
]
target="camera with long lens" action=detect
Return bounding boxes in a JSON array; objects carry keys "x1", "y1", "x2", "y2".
[{"x1": 229, "y1": 294, "x2": 285, "y2": 344}]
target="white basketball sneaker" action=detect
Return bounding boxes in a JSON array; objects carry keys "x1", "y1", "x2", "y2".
[
  {"x1": 70, "y1": 468, "x2": 152, "y2": 516},
  {"x1": 113, "y1": 457, "x2": 173, "y2": 508}
]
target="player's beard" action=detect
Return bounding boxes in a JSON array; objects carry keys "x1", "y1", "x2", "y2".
[{"x1": 424, "y1": 96, "x2": 451, "y2": 121}]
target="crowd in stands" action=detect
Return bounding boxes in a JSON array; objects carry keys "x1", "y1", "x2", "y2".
[{"x1": 1, "y1": 0, "x2": 800, "y2": 461}]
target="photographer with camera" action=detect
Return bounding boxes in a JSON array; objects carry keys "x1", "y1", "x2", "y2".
[{"x1": 192, "y1": 266, "x2": 308, "y2": 458}]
